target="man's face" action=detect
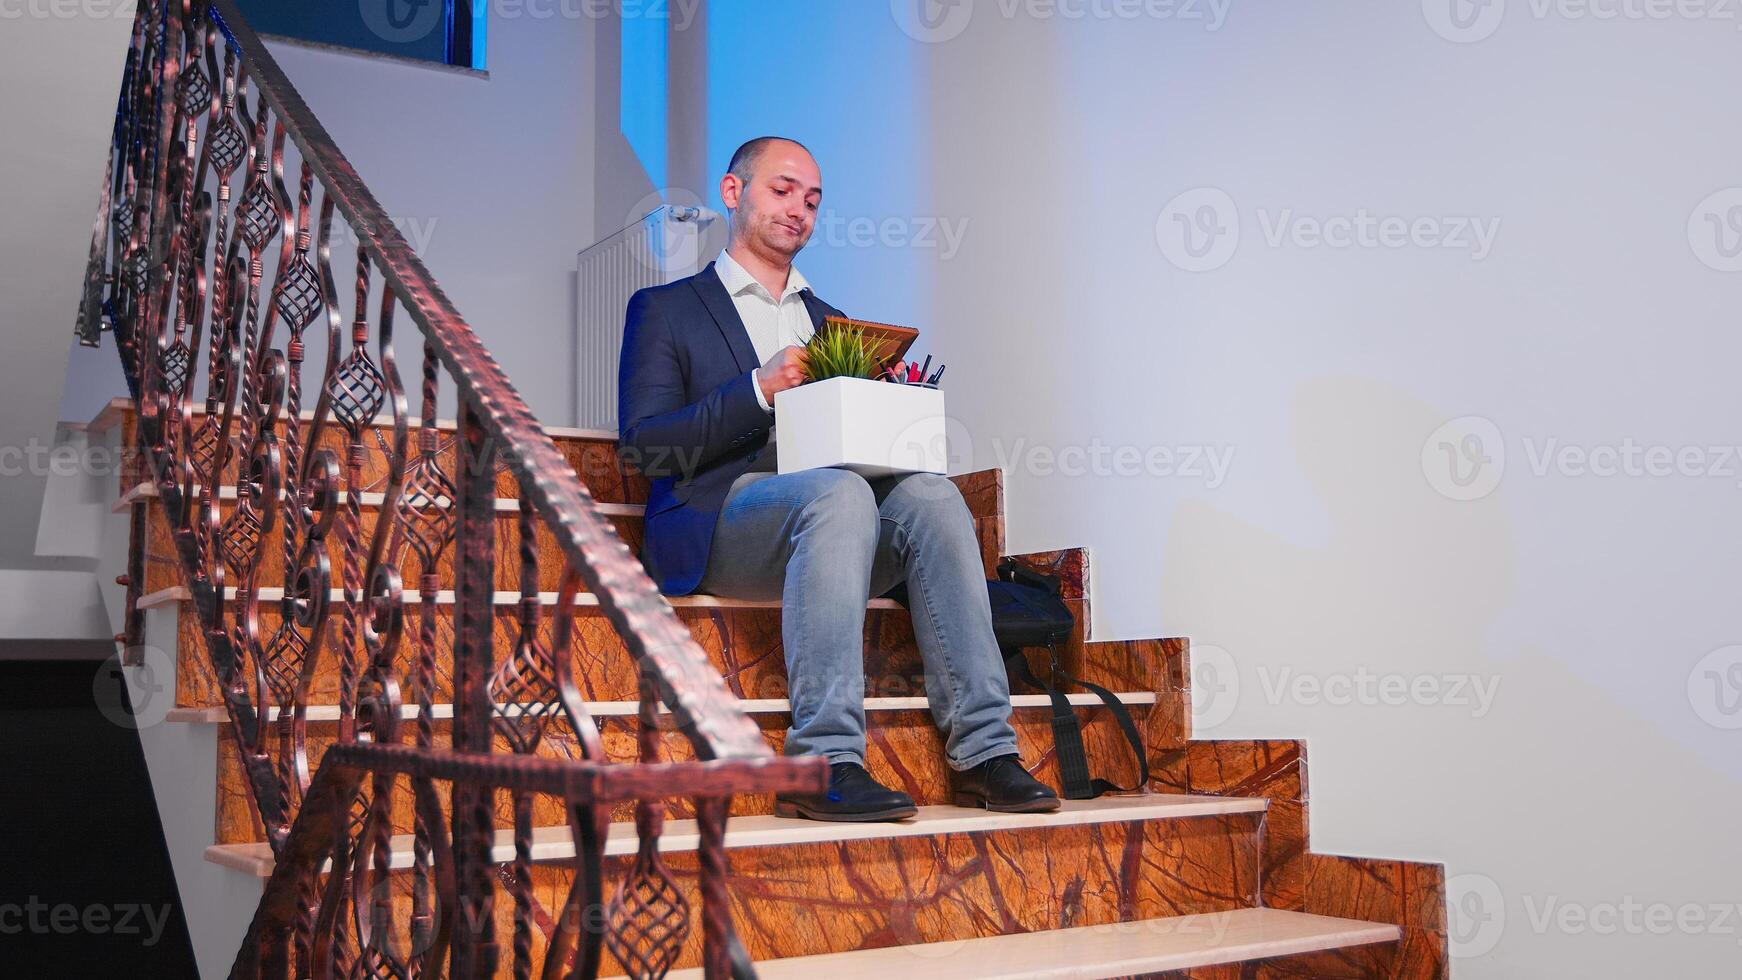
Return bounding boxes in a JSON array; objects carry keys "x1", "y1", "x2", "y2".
[{"x1": 722, "y1": 141, "x2": 822, "y2": 262}]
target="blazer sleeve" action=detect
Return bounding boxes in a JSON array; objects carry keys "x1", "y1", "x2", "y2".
[{"x1": 616, "y1": 287, "x2": 770, "y2": 482}]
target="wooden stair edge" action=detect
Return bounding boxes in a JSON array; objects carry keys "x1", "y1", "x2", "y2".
[
  {"x1": 135, "y1": 585, "x2": 906, "y2": 612},
  {"x1": 112, "y1": 482, "x2": 646, "y2": 515},
  {"x1": 86, "y1": 397, "x2": 621, "y2": 443},
  {"x1": 166, "y1": 691, "x2": 1160, "y2": 724},
  {"x1": 662, "y1": 908, "x2": 1403, "y2": 980},
  {"x1": 115, "y1": 471, "x2": 1008, "y2": 515},
  {"x1": 204, "y1": 793, "x2": 1271, "y2": 878}
]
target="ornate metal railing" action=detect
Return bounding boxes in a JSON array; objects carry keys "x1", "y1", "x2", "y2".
[{"x1": 76, "y1": 2, "x2": 825, "y2": 977}]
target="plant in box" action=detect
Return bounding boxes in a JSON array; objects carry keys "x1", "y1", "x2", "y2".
[
  {"x1": 800, "y1": 319, "x2": 896, "y2": 382},
  {"x1": 774, "y1": 320, "x2": 947, "y2": 478}
]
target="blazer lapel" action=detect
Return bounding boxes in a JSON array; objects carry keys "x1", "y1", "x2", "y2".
[
  {"x1": 799, "y1": 289, "x2": 834, "y2": 340},
  {"x1": 690, "y1": 262, "x2": 759, "y2": 374}
]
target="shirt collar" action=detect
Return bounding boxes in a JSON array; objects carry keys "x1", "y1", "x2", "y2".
[{"x1": 715, "y1": 248, "x2": 809, "y2": 302}]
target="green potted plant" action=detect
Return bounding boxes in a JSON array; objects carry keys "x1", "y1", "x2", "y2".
[
  {"x1": 800, "y1": 320, "x2": 897, "y2": 383},
  {"x1": 774, "y1": 319, "x2": 947, "y2": 477}
]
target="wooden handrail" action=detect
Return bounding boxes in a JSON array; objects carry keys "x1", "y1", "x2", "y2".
[{"x1": 77, "y1": 2, "x2": 825, "y2": 976}]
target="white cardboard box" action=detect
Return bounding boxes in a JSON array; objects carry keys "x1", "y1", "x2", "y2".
[{"x1": 774, "y1": 376, "x2": 947, "y2": 478}]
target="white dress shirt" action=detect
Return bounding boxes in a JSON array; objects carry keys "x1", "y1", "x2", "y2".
[{"x1": 714, "y1": 248, "x2": 816, "y2": 445}]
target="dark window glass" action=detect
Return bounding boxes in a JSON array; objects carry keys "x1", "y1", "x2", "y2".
[{"x1": 233, "y1": 0, "x2": 485, "y2": 71}]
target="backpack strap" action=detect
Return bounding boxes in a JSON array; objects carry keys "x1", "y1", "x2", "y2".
[{"x1": 1003, "y1": 642, "x2": 1149, "y2": 799}]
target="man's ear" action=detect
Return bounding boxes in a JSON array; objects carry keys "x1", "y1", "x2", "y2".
[{"x1": 720, "y1": 172, "x2": 743, "y2": 211}]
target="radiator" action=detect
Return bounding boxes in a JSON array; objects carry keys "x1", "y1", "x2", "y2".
[{"x1": 574, "y1": 204, "x2": 718, "y2": 429}]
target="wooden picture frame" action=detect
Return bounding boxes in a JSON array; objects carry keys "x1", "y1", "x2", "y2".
[{"x1": 820, "y1": 316, "x2": 920, "y2": 377}]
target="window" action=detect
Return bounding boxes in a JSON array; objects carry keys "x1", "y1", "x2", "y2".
[{"x1": 233, "y1": 0, "x2": 486, "y2": 72}]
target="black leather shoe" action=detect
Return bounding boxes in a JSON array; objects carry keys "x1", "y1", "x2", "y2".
[
  {"x1": 950, "y1": 754, "x2": 1062, "y2": 813},
  {"x1": 773, "y1": 762, "x2": 918, "y2": 822}
]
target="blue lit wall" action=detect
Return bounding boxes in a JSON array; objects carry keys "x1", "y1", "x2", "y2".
[
  {"x1": 704, "y1": 1, "x2": 930, "y2": 330},
  {"x1": 620, "y1": 10, "x2": 669, "y2": 191}
]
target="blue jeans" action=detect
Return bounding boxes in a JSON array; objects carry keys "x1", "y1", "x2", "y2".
[{"x1": 693, "y1": 466, "x2": 1020, "y2": 771}]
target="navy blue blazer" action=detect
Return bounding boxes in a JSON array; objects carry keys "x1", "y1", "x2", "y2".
[{"x1": 616, "y1": 261, "x2": 846, "y2": 596}]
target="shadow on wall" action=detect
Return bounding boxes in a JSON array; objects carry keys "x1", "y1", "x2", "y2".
[{"x1": 1161, "y1": 375, "x2": 1742, "y2": 977}]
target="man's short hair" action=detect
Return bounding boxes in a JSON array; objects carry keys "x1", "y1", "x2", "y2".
[{"x1": 727, "y1": 136, "x2": 812, "y2": 184}]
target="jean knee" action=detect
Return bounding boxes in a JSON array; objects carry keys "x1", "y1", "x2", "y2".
[
  {"x1": 796, "y1": 468, "x2": 879, "y2": 539},
  {"x1": 893, "y1": 472, "x2": 969, "y2": 523}
]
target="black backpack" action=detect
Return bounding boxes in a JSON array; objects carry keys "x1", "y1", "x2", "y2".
[{"x1": 889, "y1": 557, "x2": 1148, "y2": 799}]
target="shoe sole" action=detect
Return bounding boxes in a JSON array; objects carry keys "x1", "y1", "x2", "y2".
[
  {"x1": 772, "y1": 800, "x2": 918, "y2": 822},
  {"x1": 951, "y1": 791, "x2": 1063, "y2": 814}
]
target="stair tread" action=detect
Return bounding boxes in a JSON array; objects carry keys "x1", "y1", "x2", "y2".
[
  {"x1": 664, "y1": 908, "x2": 1401, "y2": 979},
  {"x1": 114, "y1": 482, "x2": 644, "y2": 516},
  {"x1": 205, "y1": 793, "x2": 1267, "y2": 878},
  {"x1": 166, "y1": 691, "x2": 1158, "y2": 724},
  {"x1": 136, "y1": 585, "x2": 905, "y2": 612},
  {"x1": 87, "y1": 397, "x2": 619, "y2": 443}
]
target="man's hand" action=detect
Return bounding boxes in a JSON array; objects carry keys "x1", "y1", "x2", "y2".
[{"x1": 756, "y1": 345, "x2": 809, "y2": 404}]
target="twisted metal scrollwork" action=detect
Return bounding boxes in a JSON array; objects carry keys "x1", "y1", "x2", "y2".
[{"x1": 77, "y1": 1, "x2": 827, "y2": 977}]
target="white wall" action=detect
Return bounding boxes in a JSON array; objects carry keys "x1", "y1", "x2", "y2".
[
  {"x1": 698, "y1": 0, "x2": 1742, "y2": 975},
  {"x1": 0, "y1": 1, "x2": 136, "y2": 580},
  {"x1": 967, "y1": 3, "x2": 1742, "y2": 976}
]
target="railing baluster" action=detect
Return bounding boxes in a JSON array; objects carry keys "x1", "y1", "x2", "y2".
[
  {"x1": 80, "y1": 4, "x2": 831, "y2": 977},
  {"x1": 451, "y1": 400, "x2": 499, "y2": 978}
]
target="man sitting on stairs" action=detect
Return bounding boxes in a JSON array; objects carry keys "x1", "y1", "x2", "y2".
[{"x1": 616, "y1": 136, "x2": 1059, "y2": 822}]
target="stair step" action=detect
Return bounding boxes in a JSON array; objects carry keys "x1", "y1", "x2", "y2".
[
  {"x1": 126, "y1": 469, "x2": 1016, "y2": 595},
  {"x1": 136, "y1": 585, "x2": 904, "y2": 612},
  {"x1": 89, "y1": 397, "x2": 619, "y2": 444},
  {"x1": 143, "y1": 581, "x2": 1139, "y2": 722},
  {"x1": 212, "y1": 693, "x2": 1172, "y2": 843},
  {"x1": 205, "y1": 793, "x2": 1268, "y2": 878},
  {"x1": 166, "y1": 691, "x2": 1157, "y2": 724},
  {"x1": 664, "y1": 908, "x2": 1402, "y2": 980},
  {"x1": 114, "y1": 481, "x2": 645, "y2": 516}
]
